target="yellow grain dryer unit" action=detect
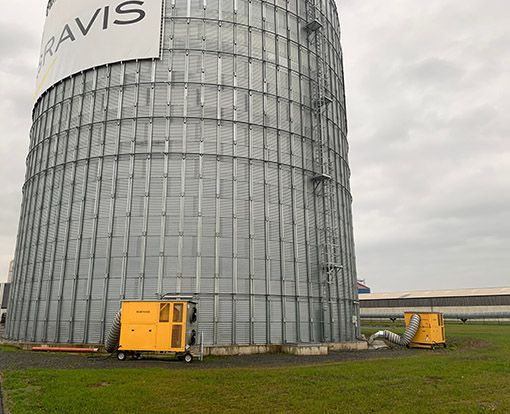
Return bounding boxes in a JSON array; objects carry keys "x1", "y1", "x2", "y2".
[
  {"x1": 404, "y1": 312, "x2": 446, "y2": 349},
  {"x1": 117, "y1": 300, "x2": 198, "y2": 363}
]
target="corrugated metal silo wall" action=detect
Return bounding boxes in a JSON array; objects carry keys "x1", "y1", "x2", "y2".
[{"x1": 7, "y1": 0, "x2": 359, "y2": 345}]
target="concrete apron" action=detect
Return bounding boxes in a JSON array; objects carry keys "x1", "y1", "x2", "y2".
[
  {"x1": 1, "y1": 340, "x2": 368, "y2": 356},
  {"x1": 204, "y1": 342, "x2": 368, "y2": 356}
]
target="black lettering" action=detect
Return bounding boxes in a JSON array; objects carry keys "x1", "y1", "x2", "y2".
[
  {"x1": 55, "y1": 24, "x2": 76, "y2": 52},
  {"x1": 42, "y1": 37, "x2": 55, "y2": 67},
  {"x1": 114, "y1": 1, "x2": 146, "y2": 25},
  {"x1": 103, "y1": 6, "x2": 110, "y2": 30},
  {"x1": 75, "y1": 8, "x2": 102, "y2": 36}
]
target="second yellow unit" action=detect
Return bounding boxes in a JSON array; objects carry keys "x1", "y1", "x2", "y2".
[{"x1": 404, "y1": 311, "x2": 446, "y2": 349}]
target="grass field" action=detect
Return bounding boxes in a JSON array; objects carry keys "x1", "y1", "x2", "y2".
[
  {"x1": 0, "y1": 345, "x2": 18, "y2": 352},
  {"x1": 2, "y1": 323, "x2": 510, "y2": 413}
]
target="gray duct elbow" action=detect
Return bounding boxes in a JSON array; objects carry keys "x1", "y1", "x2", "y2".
[{"x1": 369, "y1": 314, "x2": 421, "y2": 347}]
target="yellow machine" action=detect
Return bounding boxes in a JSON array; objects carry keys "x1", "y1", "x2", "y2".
[
  {"x1": 404, "y1": 312, "x2": 446, "y2": 349},
  {"x1": 117, "y1": 300, "x2": 198, "y2": 363}
]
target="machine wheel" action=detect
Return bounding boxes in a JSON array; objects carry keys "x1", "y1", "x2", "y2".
[
  {"x1": 183, "y1": 353, "x2": 193, "y2": 364},
  {"x1": 117, "y1": 351, "x2": 127, "y2": 361}
]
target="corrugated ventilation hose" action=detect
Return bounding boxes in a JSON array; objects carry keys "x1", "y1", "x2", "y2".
[
  {"x1": 105, "y1": 310, "x2": 122, "y2": 353},
  {"x1": 369, "y1": 314, "x2": 421, "y2": 346}
]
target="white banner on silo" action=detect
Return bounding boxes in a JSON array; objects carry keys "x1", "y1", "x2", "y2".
[{"x1": 35, "y1": 0, "x2": 164, "y2": 100}]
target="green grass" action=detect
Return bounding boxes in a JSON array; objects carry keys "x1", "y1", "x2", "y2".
[
  {"x1": 0, "y1": 344, "x2": 19, "y2": 352},
  {"x1": 2, "y1": 324, "x2": 510, "y2": 414}
]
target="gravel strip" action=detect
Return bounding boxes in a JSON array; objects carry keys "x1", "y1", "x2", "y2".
[
  {"x1": 1, "y1": 323, "x2": 415, "y2": 371},
  {"x1": 0, "y1": 347, "x2": 413, "y2": 371}
]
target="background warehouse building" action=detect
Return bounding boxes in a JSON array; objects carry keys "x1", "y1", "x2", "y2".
[
  {"x1": 6, "y1": 0, "x2": 359, "y2": 346},
  {"x1": 360, "y1": 287, "x2": 510, "y2": 321}
]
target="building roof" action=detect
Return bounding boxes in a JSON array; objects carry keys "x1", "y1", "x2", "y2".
[{"x1": 360, "y1": 287, "x2": 510, "y2": 300}]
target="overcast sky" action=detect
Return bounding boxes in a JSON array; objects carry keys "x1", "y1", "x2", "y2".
[{"x1": 0, "y1": 1, "x2": 508, "y2": 291}]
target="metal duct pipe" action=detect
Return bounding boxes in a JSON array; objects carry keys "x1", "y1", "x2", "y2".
[
  {"x1": 369, "y1": 314, "x2": 421, "y2": 346},
  {"x1": 105, "y1": 311, "x2": 122, "y2": 353}
]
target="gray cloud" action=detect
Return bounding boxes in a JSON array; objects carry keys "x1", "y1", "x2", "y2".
[
  {"x1": 0, "y1": 7, "x2": 43, "y2": 282},
  {"x1": 0, "y1": 22, "x2": 38, "y2": 58},
  {"x1": 341, "y1": 0, "x2": 510, "y2": 291}
]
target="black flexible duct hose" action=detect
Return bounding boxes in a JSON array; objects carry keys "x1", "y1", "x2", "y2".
[{"x1": 105, "y1": 310, "x2": 122, "y2": 353}]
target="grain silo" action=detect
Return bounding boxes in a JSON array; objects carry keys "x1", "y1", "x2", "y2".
[{"x1": 6, "y1": 0, "x2": 360, "y2": 348}]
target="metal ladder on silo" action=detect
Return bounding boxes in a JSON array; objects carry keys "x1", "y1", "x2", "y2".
[{"x1": 306, "y1": 0, "x2": 343, "y2": 343}]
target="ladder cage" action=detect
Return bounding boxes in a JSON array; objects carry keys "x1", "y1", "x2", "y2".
[{"x1": 306, "y1": 0, "x2": 344, "y2": 342}]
